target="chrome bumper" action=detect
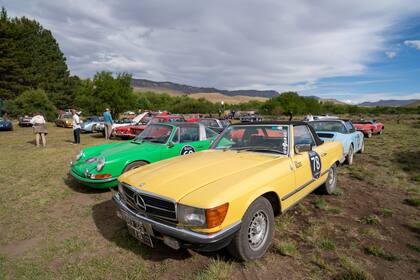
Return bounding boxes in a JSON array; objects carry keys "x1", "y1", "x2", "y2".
[{"x1": 112, "y1": 193, "x2": 241, "y2": 244}]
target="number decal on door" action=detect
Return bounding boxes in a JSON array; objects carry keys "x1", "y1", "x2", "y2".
[
  {"x1": 180, "y1": 145, "x2": 195, "y2": 155},
  {"x1": 308, "y1": 151, "x2": 322, "y2": 179}
]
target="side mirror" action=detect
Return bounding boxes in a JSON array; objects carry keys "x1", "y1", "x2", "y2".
[
  {"x1": 167, "y1": 142, "x2": 175, "y2": 148},
  {"x1": 349, "y1": 128, "x2": 355, "y2": 133},
  {"x1": 295, "y1": 144, "x2": 312, "y2": 154}
]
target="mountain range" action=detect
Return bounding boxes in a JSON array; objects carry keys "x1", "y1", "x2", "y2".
[{"x1": 131, "y1": 78, "x2": 418, "y2": 106}]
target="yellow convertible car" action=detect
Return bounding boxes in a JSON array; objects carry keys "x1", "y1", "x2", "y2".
[{"x1": 113, "y1": 121, "x2": 343, "y2": 260}]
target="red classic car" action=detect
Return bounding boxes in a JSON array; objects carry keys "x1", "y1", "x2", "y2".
[
  {"x1": 353, "y1": 119, "x2": 384, "y2": 138},
  {"x1": 114, "y1": 114, "x2": 187, "y2": 139}
]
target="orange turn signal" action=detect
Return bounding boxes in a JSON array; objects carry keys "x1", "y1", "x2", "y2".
[
  {"x1": 92, "y1": 173, "x2": 112, "y2": 179},
  {"x1": 205, "y1": 203, "x2": 229, "y2": 228}
]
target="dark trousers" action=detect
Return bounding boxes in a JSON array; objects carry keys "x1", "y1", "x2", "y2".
[{"x1": 73, "y1": 128, "x2": 81, "y2": 144}]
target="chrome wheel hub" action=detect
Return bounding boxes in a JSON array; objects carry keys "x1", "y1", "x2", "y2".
[{"x1": 248, "y1": 210, "x2": 269, "y2": 251}]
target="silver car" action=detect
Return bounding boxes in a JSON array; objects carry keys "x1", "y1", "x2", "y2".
[{"x1": 81, "y1": 116, "x2": 104, "y2": 133}]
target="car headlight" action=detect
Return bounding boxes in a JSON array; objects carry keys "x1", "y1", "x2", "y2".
[
  {"x1": 96, "y1": 157, "x2": 105, "y2": 172},
  {"x1": 76, "y1": 150, "x2": 84, "y2": 161},
  {"x1": 177, "y1": 203, "x2": 229, "y2": 228}
]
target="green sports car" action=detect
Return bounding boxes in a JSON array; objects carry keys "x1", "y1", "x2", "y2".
[{"x1": 69, "y1": 122, "x2": 218, "y2": 188}]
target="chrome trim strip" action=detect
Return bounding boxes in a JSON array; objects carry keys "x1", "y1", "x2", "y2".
[
  {"x1": 113, "y1": 193, "x2": 241, "y2": 244},
  {"x1": 281, "y1": 168, "x2": 330, "y2": 201}
]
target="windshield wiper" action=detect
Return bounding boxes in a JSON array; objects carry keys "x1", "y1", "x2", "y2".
[{"x1": 231, "y1": 146, "x2": 284, "y2": 154}]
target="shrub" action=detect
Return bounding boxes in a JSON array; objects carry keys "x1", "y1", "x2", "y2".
[{"x1": 5, "y1": 89, "x2": 57, "y2": 120}]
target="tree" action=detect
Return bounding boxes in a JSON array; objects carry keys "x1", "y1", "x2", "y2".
[
  {"x1": 75, "y1": 72, "x2": 136, "y2": 117},
  {"x1": 0, "y1": 7, "x2": 70, "y2": 100},
  {"x1": 5, "y1": 89, "x2": 57, "y2": 120}
]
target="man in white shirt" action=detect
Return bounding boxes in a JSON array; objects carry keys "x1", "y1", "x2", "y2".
[{"x1": 72, "y1": 109, "x2": 81, "y2": 144}]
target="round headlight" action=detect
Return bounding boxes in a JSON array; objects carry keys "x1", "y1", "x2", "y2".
[
  {"x1": 96, "y1": 157, "x2": 105, "y2": 172},
  {"x1": 76, "y1": 150, "x2": 84, "y2": 161}
]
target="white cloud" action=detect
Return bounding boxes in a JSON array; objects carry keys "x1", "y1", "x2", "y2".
[
  {"x1": 404, "y1": 40, "x2": 420, "y2": 50},
  {"x1": 314, "y1": 92, "x2": 420, "y2": 103},
  {"x1": 385, "y1": 51, "x2": 397, "y2": 58},
  {"x1": 2, "y1": 0, "x2": 420, "y2": 92}
]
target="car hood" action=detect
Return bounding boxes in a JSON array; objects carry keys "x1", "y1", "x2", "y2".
[
  {"x1": 119, "y1": 149, "x2": 284, "y2": 202},
  {"x1": 97, "y1": 141, "x2": 162, "y2": 160}
]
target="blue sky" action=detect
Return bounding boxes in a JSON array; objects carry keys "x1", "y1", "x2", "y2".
[
  {"x1": 303, "y1": 18, "x2": 420, "y2": 103},
  {"x1": 2, "y1": 0, "x2": 420, "y2": 103}
]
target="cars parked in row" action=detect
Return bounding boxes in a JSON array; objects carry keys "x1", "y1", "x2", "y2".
[
  {"x1": 81, "y1": 116, "x2": 104, "y2": 133},
  {"x1": 0, "y1": 117, "x2": 13, "y2": 131},
  {"x1": 70, "y1": 122, "x2": 218, "y2": 188},
  {"x1": 55, "y1": 113, "x2": 73, "y2": 128},
  {"x1": 352, "y1": 119, "x2": 384, "y2": 138},
  {"x1": 113, "y1": 121, "x2": 343, "y2": 260},
  {"x1": 309, "y1": 119, "x2": 364, "y2": 165},
  {"x1": 18, "y1": 115, "x2": 33, "y2": 127}
]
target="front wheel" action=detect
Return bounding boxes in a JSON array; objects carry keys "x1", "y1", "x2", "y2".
[
  {"x1": 378, "y1": 129, "x2": 383, "y2": 135},
  {"x1": 122, "y1": 161, "x2": 148, "y2": 173},
  {"x1": 367, "y1": 130, "x2": 372, "y2": 138},
  {"x1": 316, "y1": 164, "x2": 337, "y2": 194},
  {"x1": 346, "y1": 145, "x2": 354, "y2": 165},
  {"x1": 228, "y1": 197, "x2": 274, "y2": 261}
]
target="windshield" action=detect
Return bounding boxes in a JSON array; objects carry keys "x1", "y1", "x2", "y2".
[
  {"x1": 133, "y1": 124, "x2": 173, "y2": 144},
  {"x1": 212, "y1": 125, "x2": 289, "y2": 155},
  {"x1": 310, "y1": 121, "x2": 346, "y2": 133}
]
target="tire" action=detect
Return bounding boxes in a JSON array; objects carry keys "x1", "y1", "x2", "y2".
[
  {"x1": 346, "y1": 144, "x2": 354, "y2": 165},
  {"x1": 122, "y1": 161, "x2": 148, "y2": 173},
  {"x1": 316, "y1": 164, "x2": 337, "y2": 195},
  {"x1": 367, "y1": 130, "x2": 372, "y2": 138},
  {"x1": 228, "y1": 197, "x2": 274, "y2": 261},
  {"x1": 91, "y1": 124, "x2": 97, "y2": 133},
  {"x1": 378, "y1": 129, "x2": 383, "y2": 135},
  {"x1": 358, "y1": 140, "x2": 365, "y2": 154}
]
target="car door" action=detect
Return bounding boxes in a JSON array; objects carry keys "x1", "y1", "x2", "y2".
[
  {"x1": 291, "y1": 125, "x2": 319, "y2": 193},
  {"x1": 345, "y1": 121, "x2": 362, "y2": 151},
  {"x1": 161, "y1": 126, "x2": 204, "y2": 159}
]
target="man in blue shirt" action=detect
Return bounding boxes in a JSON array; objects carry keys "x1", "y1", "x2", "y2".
[{"x1": 103, "y1": 108, "x2": 113, "y2": 140}]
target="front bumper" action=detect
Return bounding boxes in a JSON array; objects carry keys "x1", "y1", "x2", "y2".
[
  {"x1": 69, "y1": 169, "x2": 118, "y2": 188},
  {"x1": 112, "y1": 193, "x2": 241, "y2": 249}
]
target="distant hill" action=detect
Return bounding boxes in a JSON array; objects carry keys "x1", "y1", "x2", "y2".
[
  {"x1": 131, "y1": 79, "x2": 279, "y2": 98},
  {"x1": 358, "y1": 99, "x2": 419, "y2": 107},
  {"x1": 306, "y1": 95, "x2": 347, "y2": 105}
]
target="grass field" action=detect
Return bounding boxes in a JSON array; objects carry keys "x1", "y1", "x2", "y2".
[{"x1": 0, "y1": 116, "x2": 419, "y2": 280}]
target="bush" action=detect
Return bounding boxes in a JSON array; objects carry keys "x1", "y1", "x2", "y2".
[{"x1": 5, "y1": 89, "x2": 57, "y2": 120}]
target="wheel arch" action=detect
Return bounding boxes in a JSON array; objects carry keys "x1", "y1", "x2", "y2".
[{"x1": 242, "y1": 189, "x2": 282, "y2": 219}]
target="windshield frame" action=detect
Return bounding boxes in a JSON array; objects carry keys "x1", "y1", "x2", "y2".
[
  {"x1": 309, "y1": 120, "x2": 348, "y2": 134},
  {"x1": 132, "y1": 123, "x2": 174, "y2": 144},
  {"x1": 210, "y1": 124, "x2": 291, "y2": 156}
]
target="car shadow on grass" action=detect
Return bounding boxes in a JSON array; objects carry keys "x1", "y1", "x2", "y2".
[
  {"x1": 63, "y1": 175, "x2": 110, "y2": 194},
  {"x1": 92, "y1": 199, "x2": 194, "y2": 262}
]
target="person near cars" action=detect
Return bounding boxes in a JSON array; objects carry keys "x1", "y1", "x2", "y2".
[
  {"x1": 72, "y1": 109, "x2": 81, "y2": 144},
  {"x1": 30, "y1": 112, "x2": 47, "y2": 148},
  {"x1": 103, "y1": 108, "x2": 113, "y2": 140}
]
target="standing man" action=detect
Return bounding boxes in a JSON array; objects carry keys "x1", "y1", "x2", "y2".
[
  {"x1": 103, "y1": 108, "x2": 113, "y2": 140},
  {"x1": 72, "y1": 109, "x2": 81, "y2": 144}
]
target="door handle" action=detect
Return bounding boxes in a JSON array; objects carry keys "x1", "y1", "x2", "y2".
[
  {"x1": 294, "y1": 161, "x2": 302, "y2": 168},
  {"x1": 321, "y1": 152, "x2": 327, "y2": 157},
  {"x1": 196, "y1": 145, "x2": 203, "y2": 148}
]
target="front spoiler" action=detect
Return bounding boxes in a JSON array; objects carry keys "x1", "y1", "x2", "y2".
[{"x1": 112, "y1": 193, "x2": 241, "y2": 245}]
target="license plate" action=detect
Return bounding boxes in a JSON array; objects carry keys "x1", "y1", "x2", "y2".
[{"x1": 118, "y1": 211, "x2": 154, "y2": 247}]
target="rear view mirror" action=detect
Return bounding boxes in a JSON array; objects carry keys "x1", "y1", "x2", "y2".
[
  {"x1": 167, "y1": 142, "x2": 175, "y2": 148},
  {"x1": 295, "y1": 144, "x2": 312, "y2": 154}
]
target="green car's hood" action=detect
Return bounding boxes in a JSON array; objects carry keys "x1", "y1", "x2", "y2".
[{"x1": 73, "y1": 141, "x2": 164, "y2": 176}]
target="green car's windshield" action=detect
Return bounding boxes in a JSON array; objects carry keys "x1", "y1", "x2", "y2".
[
  {"x1": 310, "y1": 121, "x2": 346, "y2": 133},
  {"x1": 133, "y1": 124, "x2": 173, "y2": 144},
  {"x1": 211, "y1": 125, "x2": 289, "y2": 155}
]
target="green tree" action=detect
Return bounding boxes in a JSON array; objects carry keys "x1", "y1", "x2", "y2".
[
  {"x1": 5, "y1": 89, "x2": 57, "y2": 120},
  {"x1": 75, "y1": 72, "x2": 136, "y2": 117},
  {"x1": 0, "y1": 7, "x2": 70, "y2": 101}
]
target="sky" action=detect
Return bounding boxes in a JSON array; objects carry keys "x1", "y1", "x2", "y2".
[{"x1": 2, "y1": 0, "x2": 420, "y2": 103}]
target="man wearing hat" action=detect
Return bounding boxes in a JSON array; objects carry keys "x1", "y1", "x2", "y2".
[{"x1": 103, "y1": 108, "x2": 113, "y2": 140}]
